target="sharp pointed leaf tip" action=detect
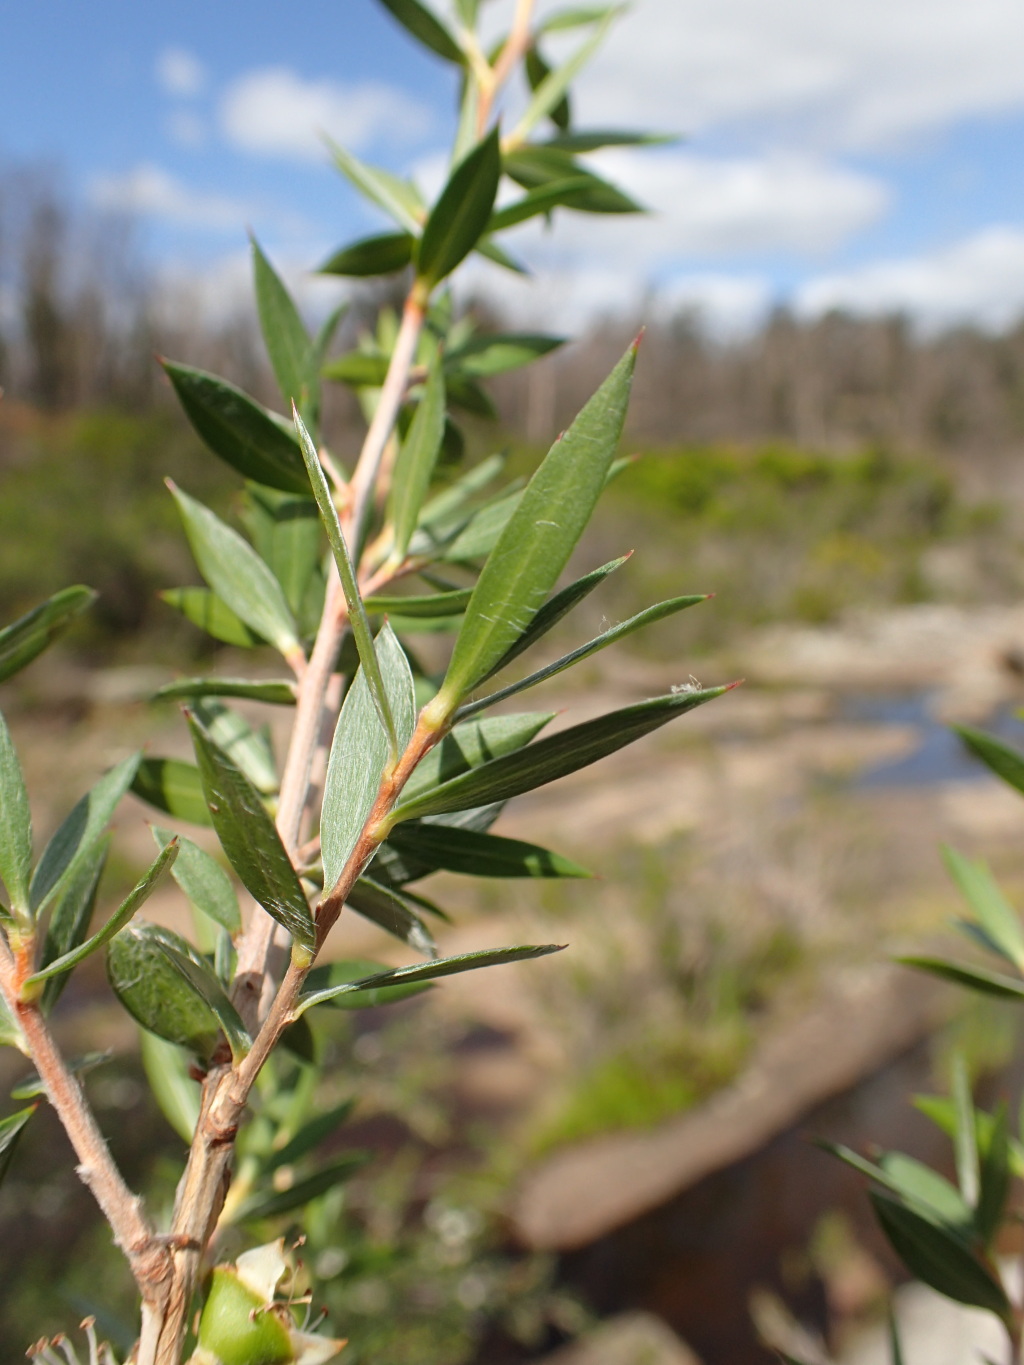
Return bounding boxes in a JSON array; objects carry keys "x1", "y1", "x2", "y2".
[{"x1": 631, "y1": 328, "x2": 646, "y2": 352}]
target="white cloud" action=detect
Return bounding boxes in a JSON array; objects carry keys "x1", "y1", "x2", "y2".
[
  {"x1": 559, "y1": 0, "x2": 1024, "y2": 151},
  {"x1": 795, "y1": 227, "x2": 1024, "y2": 332},
  {"x1": 219, "y1": 67, "x2": 432, "y2": 161},
  {"x1": 90, "y1": 164, "x2": 253, "y2": 233},
  {"x1": 156, "y1": 47, "x2": 206, "y2": 99}
]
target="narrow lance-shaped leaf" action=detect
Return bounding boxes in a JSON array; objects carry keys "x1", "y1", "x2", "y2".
[
  {"x1": 387, "y1": 356, "x2": 446, "y2": 562},
  {"x1": 416, "y1": 128, "x2": 501, "y2": 290},
  {"x1": 140, "y1": 1030, "x2": 200, "y2": 1144},
  {"x1": 319, "y1": 231, "x2": 415, "y2": 278},
  {"x1": 396, "y1": 686, "x2": 729, "y2": 824},
  {"x1": 376, "y1": 0, "x2": 465, "y2": 64},
  {"x1": 24, "y1": 839, "x2": 179, "y2": 992},
  {"x1": 386, "y1": 824, "x2": 590, "y2": 879},
  {"x1": 265, "y1": 1100, "x2": 355, "y2": 1171},
  {"x1": 897, "y1": 955, "x2": 1024, "y2": 1002},
  {"x1": 365, "y1": 588, "x2": 472, "y2": 619},
  {"x1": 951, "y1": 1054, "x2": 979, "y2": 1208},
  {"x1": 543, "y1": 129, "x2": 674, "y2": 152},
  {"x1": 30, "y1": 753, "x2": 142, "y2": 915},
  {"x1": 152, "y1": 826, "x2": 241, "y2": 936},
  {"x1": 510, "y1": 10, "x2": 616, "y2": 144},
  {"x1": 161, "y1": 362, "x2": 310, "y2": 494},
  {"x1": 460, "y1": 592, "x2": 709, "y2": 718},
  {"x1": 160, "y1": 587, "x2": 265, "y2": 649},
  {"x1": 402, "y1": 711, "x2": 554, "y2": 801},
  {"x1": 188, "y1": 715, "x2": 315, "y2": 954},
  {"x1": 296, "y1": 943, "x2": 564, "y2": 1015},
  {"x1": 448, "y1": 333, "x2": 565, "y2": 378},
  {"x1": 525, "y1": 43, "x2": 571, "y2": 130},
  {"x1": 234, "y1": 1154, "x2": 369, "y2": 1224},
  {"x1": 539, "y1": 6, "x2": 625, "y2": 34},
  {"x1": 169, "y1": 483, "x2": 302, "y2": 660},
  {"x1": 956, "y1": 724, "x2": 1024, "y2": 797},
  {"x1": 328, "y1": 140, "x2": 424, "y2": 234},
  {"x1": 132, "y1": 758, "x2": 212, "y2": 827},
  {"x1": 320, "y1": 625, "x2": 416, "y2": 892},
  {"x1": 0, "y1": 1106, "x2": 36, "y2": 1186},
  {"x1": 251, "y1": 236, "x2": 314, "y2": 424},
  {"x1": 39, "y1": 838, "x2": 108, "y2": 1011},
  {"x1": 0, "y1": 586, "x2": 96, "y2": 685},
  {"x1": 346, "y1": 877, "x2": 436, "y2": 957},
  {"x1": 193, "y1": 698, "x2": 278, "y2": 796},
  {"x1": 486, "y1": 175, "x2": 596, "y2": 232},
  {"x1": 433, "y1": 345, "x2": 637, "y2": 713},
  {"x1": 870, "y1": 1191, "x2": 1012, "y2": 1322},
  {"x1": 302, "y1": 960, "x2": 431, "y2": 1012},
  {"x1": 942, "y1": 844, "x2": 1024, "y2": 971},
  {"x1": 293, "y1": 408, "x2": 399, "y2": 759},
  {"x1": 107, "y1": 922, "x2": 223, "y2": 1060},
  {"x1": 154, "y1": 937, "x2": 251, "y2": 1062},
  {"x1": 975, "y1": 1103, "x2": 1011, "y2": 1245},
  {"x1": 0, "y1": 711, "x2": 32, "y2": 918},
  {"x1": 153, "y1": 677, "x2": 296, "y2": 706}
]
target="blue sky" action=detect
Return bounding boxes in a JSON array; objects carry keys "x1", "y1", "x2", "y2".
[{"x1": 3, "y1": 0, "x2": 1024, "y2": 334}]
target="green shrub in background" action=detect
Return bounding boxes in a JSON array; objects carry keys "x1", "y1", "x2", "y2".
[{"x1": 0, "y1": 3, "x2": 737, "y2": 1362}]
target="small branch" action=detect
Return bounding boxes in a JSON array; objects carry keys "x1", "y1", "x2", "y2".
[
  {"x1": 477, "y1": 0, "x2": 536, "y2": 135},
  {"x1": 3, "y1": 978, "x2": 170, "y2": 1305}
]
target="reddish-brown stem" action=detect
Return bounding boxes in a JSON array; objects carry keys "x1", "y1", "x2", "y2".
[{"x1": 477, "y1": 0, "x2": 535, "y2": 135}]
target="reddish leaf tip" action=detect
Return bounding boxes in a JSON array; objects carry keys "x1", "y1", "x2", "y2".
[
  {"x1": 630, "y1": 327, "x2": 646, "y2": 352},
  {"x1": 724, "y1": 678, "x2": 745, "y2": 691}
]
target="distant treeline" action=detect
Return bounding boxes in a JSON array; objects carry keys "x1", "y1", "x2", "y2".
[{"x1": 3, "y1": 166, "x2": 1024, "y2": 461}]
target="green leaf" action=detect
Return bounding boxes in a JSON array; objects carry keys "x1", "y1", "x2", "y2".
[
  {"x1": 234, "y1": 1153, "x2": 369, "y2": 1223},
  {"x1": 460, "y1": 593, "x2": 709, "y2": 717},
  {"x1": 0, "y1": 1106, "x2": 36, "y2": 1185},
  {"x1": 396, "y1": 686, "x2": 728, "y2": 823},
  {"x1": 526, "y1": 43, "x2": 571, "y2": 130},
  {"x1": 39, "y1": 839, "x2": 108, "y2": 1010},
  {"x1": 294, "y1": 409, "x2": 400, "y2": 757},
  {"x1": 25, "y1": 839, "x2": 179, "y2": 991},
  {"x1": 321, "y1": 351, "x2": 391, "y2": 390},
  {"x1": 188, "y1": 714, "x2": 314, "y2": 953},
  {"x1": 161, "y1": 361, "x2": 309, "y2": 494},
  {"x1": 416, "y1": 453, "x2": 505, "y2": 535},
  {"x1": 942, "y1": 845, "x2": 1024, "y2": 971},
  {"x1": 139, "y1": 1030, "x2": 200, "y2": 1143},
  {"x1": 319, "y1": 232, "x2": 415, "y2": 278},
  {"x1": 0, "y1": 586, "x2": 96, "y2": 684},
  {"x1": 265, "y1": 1100, "x2": 355, "y2": 1172},
  {"x1": 251, "y1": 236, "x2": 315, "y2": 422},
  {"x1": 152, "y1": 677, "x2": 296, "y2": 706},
  {"x1": 870, "y1": 1191, "x2": 1011, "y2": 1321},
  {"x1": 887, "y1": 1306, "x2": 905, "y2": 1365},
  {"x1": 510, "y1": 10, "x2": 616, "y2": 143},
  {"x1": 539, "y1": 5, "x2": 623, "y2": 33},
  {"x1": 474, "y1": 235, "x2": 529, "y2": 274},
  {"x1": 241, "y1": 485, "x2": 325, "y2": 631},
  {"x1": 365, "y1": 588, "x2": 473, "y2": 619},
  {"x1": 160, "y1": 587, "x2": 265, "y2": 649},
  {"x1": 879, "y1": 1151, "x2": 971, "y2": 1227},
  {"x1": 0, "y1": 710, "x2": 32, "y2": 918},
  {"x1": 435, "y1": 344, "x2": 637, "y2": 709},
  {"x1": 12, "y1": 1051, "x2": 110, "y2": 1100},
  {"x1": 387, "y1": 824, "x2": 590, "y2": 879},
  {"x1": 543, "y1": 129, "x2": 674, "y2": 152},
  {"x1": 152, "y1": 936, "x2": 251, "y2": 1061},
  {"x1": 914, "y1": 1096, "x2": 1024, "y2": 1179},
  {"x1": 951, "y1": 1054, "x2": 979, "y2": 1207},
  {"x1": 376, "y1": 0, "x2": 464, "y2": 64},
  {"x1": 132, "y1": 758, "x2": 212, "y2": 827},
  {"x1": 321, "y1": 625, "x2": 416, "y2": 893},
  {"x1": 328, "y1": 140, "x2": 424, "y2": 235},
  {"x1": 107, "y1": 922, "x2": 223, "y2": 1059},
  {"x1": 152, "y1": 826, "x2": 241, "y2": 935},
  {"x1": 302, "y1": 959, "x2": 431, "y2": 1012},
  {"x1": 296, "y1": 943, "x2": 563, "y2": 1015},
  {"x1": 387, "y1": 356, "x2": 446, "y2": 561},
  {"x1": 956, "y1": 724, "x2": 1024, "y2": 797},
  {"x1": 169, "y1": 483, "x2": 302, "y2": 659},
  {"x1": 897, "y1": 955, "x2": 1024, "y2": 1001},
  {"x1": 441, "y1": 487, "x2": 523, "y2": 563},
  {"x1": 447, "y1": 333, "x2": 565, "y2": 378},
  {"x1": 486, "y1": 176, "x2": 596, "y2": 232},
  {"x1": 309, "y1": 302, "x2": 348, "y2": 376},
  {"x1": 975, "y1": 1103, "x2": 1010, "y2": 1245},
  {"x1": 402, "y1": 711, "x2": 554, "y2": 802},
  {"x1": 30, "y1": 753, "x2": 141, "y2": 915},
  {"x1": 346, "y1": 876, "x2": 436, "y2": 957},
  {"x1": 504, "y1": 147, "x2": 642, "y2": 214},
  {"x1": 193, "y1": 698, "x2": 278, "y2": 796},
  {"x1": 476, "y1": 554, "x2": 630, "y2": 684},
  {"x1": 417, "y1": 127, "x2": 501, "y2": 290}
]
